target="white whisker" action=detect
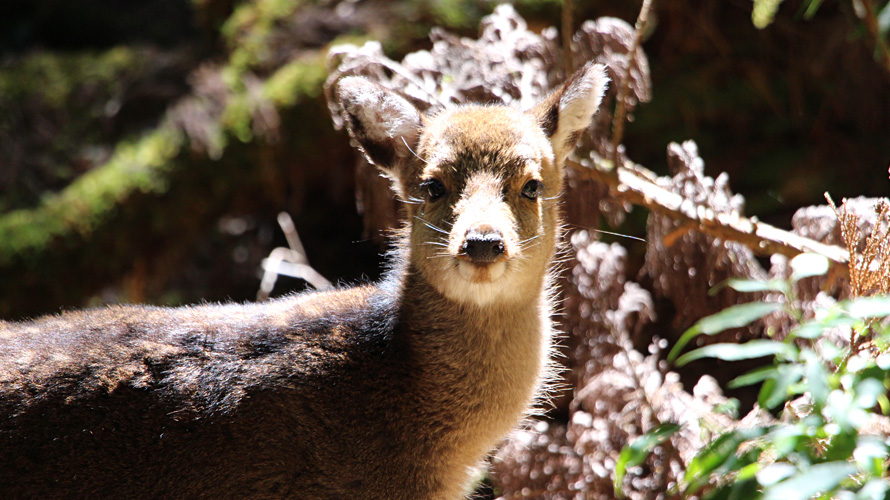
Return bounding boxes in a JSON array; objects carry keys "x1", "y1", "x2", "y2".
[{"x1": 401, "y1": 136, "x2": 428, "y2": 164}]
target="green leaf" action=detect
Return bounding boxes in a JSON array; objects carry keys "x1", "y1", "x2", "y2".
[
  {"x1": 668, "y1": 302, "x2": 784, "y2": 363},
  {"x1": 824, "y1": 388, "x2": 862, "y2": 431},
  {"x1": 752, "y1": 0, "x2": 786, "y2": 29},
  {"x1": 878, "y1": 1, "x2": 890, "y2": 36},
  {"x1": 712, "y1": 398, "x2": 741, "y2": 418},
  {"x1": 614, "y1": 423, "x2": 681, "y2": 497},
  {"x1": 757, "y1": 462, "x2": 796, "y2": 486},
  {"x1": 824, "y1": 429, "x2": 858, "y2": 462},
  {"x1": 844, "y1": 295, "x2": 890, "y2": 319},
  {"x1": 702, "y1": 477, "x2": 760, "y2": 500},
  {"x1": 761, "y1": 462, "x2": 857, "y2": 500},
  {"x1": 878, "y1": 393, "x2": 890, "y2": 415},
  {"x1": 802, "y1": 0, "x2": 825, "y2": 19},
  {"x1": 758, "y1": 364, "x2": 804, "y2": 410},
  {"x1": 767, "y1": 424, "x2": 808, "y2": 459},
  {"x1": 803, "y1": 351, "x2": 830, "y2": 409},
  {"x1": 684, "y1": 428, "x2": 766, "y2": 496},
  {"x1": 857, "y1": 478, "x2": 890, "y2": 500},
  {"x1": 713, "y1": 278, "x2": 790, "y2": 295},
  {"x1": 790, "y1": 252, "x2": 830, "y2": 280},
  {"x1": 676, "y1": 340, "x2": 797, "y2": 367},
  {"x1": 697, "y1": 302, "x2": 785, "y2": 334},
  {"x1": 729, "y1": 365, "x2": 778, "y2": 389},
  {"x1": 854, "y1": 378, "x2": 886, "y2": 410},
  {"x1": 790, "y1": 313, "x2": 857, "y2": 340},
  {"x1": 853, "y1": 436, "x2": 888, "y2": 476},
  {"x1": 735, "y1": 462, "x2": 762, "y2": 481}
]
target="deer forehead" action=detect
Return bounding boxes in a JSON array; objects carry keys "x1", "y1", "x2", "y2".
[{"x1": 417, "y1": 105, "x2": 554, "y2": 180}]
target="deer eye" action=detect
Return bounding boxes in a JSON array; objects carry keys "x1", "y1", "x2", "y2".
[
  {"x1": 521, "y1": 180, "x2": 542, "y2": 200},
  {"x1": 421, "y1": 178, "x2": 447, "y2": 202}
]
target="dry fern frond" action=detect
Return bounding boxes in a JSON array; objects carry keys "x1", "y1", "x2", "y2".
[
  {"x1": 825, "y1": 193, "x2": 890, "y2": 354},
  {"x1": 825, "y1": 193, "x2": 890, "y2": 298}
]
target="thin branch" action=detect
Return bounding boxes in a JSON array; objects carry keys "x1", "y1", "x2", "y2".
[
  {"x1": 562, "y1": 0, "x2": 575, "y2": 76},
  {"x1": 277, "y1": 212, "x2": 310, "y2": 265},
  {"x1": 257, "y1": 212, "x2": 332, "y2": 301},
  {"x1": 375, "y1": 59, "x2": 450, "y2": 108},
  {"x1": 858, "y1": 0, "x2": 890, "y2": 77},
  {"x1": 611, "y1": 0, "x2": 655, "y2": 165},
  {"x1": 567, "y1": 158, "x2": 851, "y2": 264}
]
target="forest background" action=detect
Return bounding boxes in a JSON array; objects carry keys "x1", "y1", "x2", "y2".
[{"x1": 1, "y1": 0, "x2": 889, "y2": 498}]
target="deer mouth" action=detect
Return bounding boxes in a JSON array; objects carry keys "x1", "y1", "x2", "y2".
[{"x1": 455, "y1": 259, "x2": 507, "y2": 283}]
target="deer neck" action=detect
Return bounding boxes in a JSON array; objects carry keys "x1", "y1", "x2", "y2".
[
  {"x1": 385, "y1": 259, "x2": 552, "y2": 487},
  {"x1": 398, "y1": 259, "x2": 548, "y2": 351},
  {"x1": 396, "y1": 259, "x2": 550, "y2": 408}
]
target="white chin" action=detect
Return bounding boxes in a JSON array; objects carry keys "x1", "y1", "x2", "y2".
[
  {"x1": 437, "y1": 260, "x2": 518, "y2": 307},
  {"x1": 456, "y1": 260, "x2": 506, "y2": 283}
]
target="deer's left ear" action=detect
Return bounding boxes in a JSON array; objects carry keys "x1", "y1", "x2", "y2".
[{"x1": 532, "y1": 62, "x2": 609, "y2": 164}]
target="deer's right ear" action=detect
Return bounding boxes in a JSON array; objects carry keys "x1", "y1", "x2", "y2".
[{"x1": 335, "y1": 77, "x2": 423, "y2": 176}]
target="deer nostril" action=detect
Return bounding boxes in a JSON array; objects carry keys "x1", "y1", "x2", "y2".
[{"x1": 461, "y1": 230, "x2": 505, "y2": 263}]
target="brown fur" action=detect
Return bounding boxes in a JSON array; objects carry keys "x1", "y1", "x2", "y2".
[{"x1": 0, "y1": 63, "x2": 607, "y2": 500}]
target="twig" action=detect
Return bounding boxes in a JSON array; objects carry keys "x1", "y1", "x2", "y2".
[
  {"x1": 567, "y1": 158, "x2": 851, "y2": 264},
  {"x1": 277, "y1": 212, "x2": 309, "y2": 264},
  {"x1": 562, "y1": 0, "x2": 575, "y2": 76},
  {"x1": 375, "y1": 59, "x2": 450, "y2": 108},
  {"x1": 611, "y1": 0, "x2": 655, "y2": 165},
  {"x1": 826, "y1": 193, "x2": 890, "y2": 358},
  {"x1": 857, "y1": 0, "x2": 890, "y2": 78},
  {"x1": 257, "y1": 212, "x2": 332, "y2": 301}
]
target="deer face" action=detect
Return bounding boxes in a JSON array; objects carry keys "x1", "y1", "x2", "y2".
[
  {"x1": 404, "y1": 106, "x2": 562, "y2": 306},
  {"x1": 335, "y1": 63, "x2": 608, "y2": 307}
]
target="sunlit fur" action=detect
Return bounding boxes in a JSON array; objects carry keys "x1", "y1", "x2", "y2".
[
  {"x1": 407, "y1": 106, "x2": 560, "y2": 307},
  {"x1": 0, "y1": 63, "x2": 607, "y2": 500}
]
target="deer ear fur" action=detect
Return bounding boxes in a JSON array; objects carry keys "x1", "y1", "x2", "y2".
[
  {"x1": 335, "y1": 77, "x2": 422, "y2": 175},
  {"x1": 532, "y1": 62, "x2": 609, "y2": 163}
]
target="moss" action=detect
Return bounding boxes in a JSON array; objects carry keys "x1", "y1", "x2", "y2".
[
  {"x1": 0, "y1": 47, "x2": 140, "y2": 107},
  {"x1": 262, "y1": 52, "x2": 327, "y2": 107},
  {"x1": 0, "y1": 126, "x2": 184, "y2": 265},
  {"x1": 427, "y1": 0, "x2": 487, "y2": 30},
  {"x1": 0, "y1": 0, "x2": 344, "y2": 269},
  {"x1": 0, "y1": 42, "x2": 332, "y2": 268},
  {"x1": 0, "y1": 45, "x2": 197, "y2": 213},
  {"x1": 221, "y1": 0, "x2": 308, "y2": 78},
  {"x1": 221, "y1": 93, "x2": 254, "y2": 143},
  {"x1": 0, "y1": 1, "x2": 478, "y2": 314}
]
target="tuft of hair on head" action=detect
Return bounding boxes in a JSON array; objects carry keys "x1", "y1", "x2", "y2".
[{"x1": 531, "y1": 62, "x2": 609, "y2": 164}]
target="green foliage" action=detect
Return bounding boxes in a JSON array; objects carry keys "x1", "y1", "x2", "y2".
[
  {"x1": 751, "y1": 0, "x2": 826, "y2": 28},
  {"x1": 0, "y1": 47, "x2": 329, "y2": 267},
  {"x1": 880, "y1": 2, "x2": 890, "y2": 36},
  {"x1": 0, "y1": 48, "x2": 139, "y2": 108},
  {"x1": 423, "y1": 0, "x2": 489, "y2": 30},
  {"x1": 0, "y1": 46, "x2": 175, "y2": 212},
  {"x1": 752, "y1": 0, "x2": 785, "y2": 29},
  {"x1": 618, "y1": 253, "x2": 890, "y2": 499},
  {"x1": 222, "y1": 0, "x2": 306, "y2": 81},
  {"x1": 262, "y1": 51, "x2": 327, "y2": 107},
  {"x1": 0, "y1": 127, "x2": 183, "y2": 265},
  {"x1": 668, "y1": 302, "x2": 785, "y2": 363},
  {"x1": 614, "y1": 423, "x2": 681, "y2": 497}
]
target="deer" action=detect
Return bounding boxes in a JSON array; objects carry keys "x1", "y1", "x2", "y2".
[{"x1": 0, "y1": 62, "x2": 608, "y2": 500}]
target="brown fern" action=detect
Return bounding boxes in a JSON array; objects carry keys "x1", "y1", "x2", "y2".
[{"x1": 825, "y1": 193, "x2": 890, "y2": 353}]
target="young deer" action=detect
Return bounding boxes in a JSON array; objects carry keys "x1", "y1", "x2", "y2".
[{"x1": 0, "y1": 63, "x2": 607, "y2": 499}]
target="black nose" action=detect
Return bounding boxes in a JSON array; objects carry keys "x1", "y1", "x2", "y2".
[{"x1": 461, "y1": 230, "x2": 505, "y2": 263}]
